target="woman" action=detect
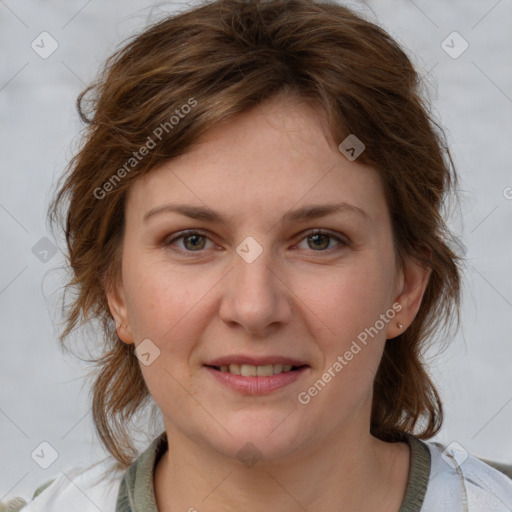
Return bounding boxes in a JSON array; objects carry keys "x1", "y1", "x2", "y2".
[{"x1": 7, "y1": 0, "x2": 512, "y2": 510}]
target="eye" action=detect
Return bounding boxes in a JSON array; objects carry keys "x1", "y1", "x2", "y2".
[
  {"x1": 295, "y1": 229, "x2": 347, "y2": 252},
  {"x1": 164, "y1": 230, "x2": 215, "y2": 252}
]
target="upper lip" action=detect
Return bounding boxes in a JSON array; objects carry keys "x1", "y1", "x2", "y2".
[{"x1": 205, "y1": 355, "x2": 309, "y2": 367}]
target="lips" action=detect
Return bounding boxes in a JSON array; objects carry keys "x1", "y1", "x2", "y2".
[
  {"x1": 203, "y1": 355, "x2": 310, "y2": 394},
  {"x1": 204, "y1": 356, "x2": 309, "y2": 376},
  {"x1": 210, "y1": 363, "x2": 305, "y2": 376},
  {"x1": 204, "y1": 364, "x2": 309, "y2": 395},
  {"x1": 204, "y1": 355, "x2": 309, "y2": 367}
]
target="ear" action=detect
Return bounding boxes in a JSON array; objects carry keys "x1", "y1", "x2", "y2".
[
  {"x1": 386, "y1": 255, "x2": 431, "y2": 340},
  {"x1": 106, "y1": 279, "x2": 135, "y2": 345}
]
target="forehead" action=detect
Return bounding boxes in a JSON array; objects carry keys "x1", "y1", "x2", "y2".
[{"x1": 126, "y1": 95, "x2": 387, "y2": 225}]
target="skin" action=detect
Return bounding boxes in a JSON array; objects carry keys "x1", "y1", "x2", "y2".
[{"x1": 108, "y1": 93, "x2": 430, "y2": 512}]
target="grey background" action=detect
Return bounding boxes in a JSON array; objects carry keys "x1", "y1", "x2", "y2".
[{"x1": 1, "y1": 0, "x2": 511, "y2": 501}]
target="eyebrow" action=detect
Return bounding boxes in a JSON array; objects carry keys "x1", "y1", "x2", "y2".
[{"x1": 143, "y1": 202, "x2": 368, "y2": 225}]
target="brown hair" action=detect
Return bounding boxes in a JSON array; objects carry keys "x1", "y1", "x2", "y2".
[{"x1": 49, "y1": 0, "x2": 461, "y2": 465}]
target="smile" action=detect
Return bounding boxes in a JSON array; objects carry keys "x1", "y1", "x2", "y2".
[
  {"x1": 204, "y1": 364, "x2": 309, "y2": 395},
  {"x1": 209, "y1": 363, "x2": 305, "y2": 376}
]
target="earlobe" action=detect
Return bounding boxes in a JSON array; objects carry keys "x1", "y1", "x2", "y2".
[
  {"x1": 106, "y1": 281, "x2": 135, "y2": 345},
  {"x1": 386, "y1": 256, "x2": 431, "y2": 340}
]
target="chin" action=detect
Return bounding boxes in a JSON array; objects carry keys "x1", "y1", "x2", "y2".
[{"x1": 200, "y1": 412, "x2": 309, "y2": 464}]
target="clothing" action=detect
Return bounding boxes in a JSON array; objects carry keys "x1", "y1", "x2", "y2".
[{"x1": 7, "y1": 433, "x2": 512, "y2": 512}]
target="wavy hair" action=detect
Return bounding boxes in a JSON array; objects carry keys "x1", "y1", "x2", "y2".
[{"x1": 49, "y1": 0, "x2": 461, "y2": 465}]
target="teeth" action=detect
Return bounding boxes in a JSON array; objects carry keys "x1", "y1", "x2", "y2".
[
  {"x1": 229, "y1": 363, "x2": 241, "y2": 375},
  {"x1": 273, "y1": 364, "x2": 283, "y2": 374},
  {"x1": 256, "y1": 365, "x2": 273, "y2": 377},
  {"x1": 241, "y1": 364, "x2": 257, "y2": 377},
  {"x1": 216, "y1": 363, "x2": 299, "y2": 375}
]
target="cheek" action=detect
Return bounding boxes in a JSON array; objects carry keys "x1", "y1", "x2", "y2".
[
  {"x1": 122, "y1": 253, "x2": 214, "y2": 347},
  {"x1": 299, "y1": 256, "x2": 396, "y2": 395},
  {"x1": 297, "y1": 269, "x2": 393, "y2": 415},
  {"x1": 121, "y1": 258, "x2": 210, "y2": 408},
  {"x1": 307, "y1": 262, "x2": 395, "y2": 340}
]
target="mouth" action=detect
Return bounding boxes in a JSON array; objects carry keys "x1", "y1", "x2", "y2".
[
  {"x1": 205, "y1": 363, "x2": 308, "y2": 376},
  {"x1": 203, "y1": 362, "x2": 310, "y2": 395}
]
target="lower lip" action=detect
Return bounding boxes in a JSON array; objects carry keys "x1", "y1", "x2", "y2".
[{"x1": 204, "y1": 366, "x2": 309, "y2": 395}]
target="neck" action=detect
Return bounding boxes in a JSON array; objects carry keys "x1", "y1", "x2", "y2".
[{"x1": 154, "y1": 424, "x2": 410, "y2": 512}]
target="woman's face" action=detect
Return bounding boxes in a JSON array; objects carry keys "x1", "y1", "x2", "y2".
[{"x1": 109, "y1": 94, "x2": 417, "y2": 462}]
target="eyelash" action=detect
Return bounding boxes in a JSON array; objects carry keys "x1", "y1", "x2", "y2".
[{"x1": 163, "y1": 229, "x2": 348, "y2": 255}]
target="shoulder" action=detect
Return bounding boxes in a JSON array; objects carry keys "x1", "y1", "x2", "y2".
[
  {"x1": 15, "y1": 458, "x2": 127, "y2": 512},
  {"x1": 421, "y1": 438, "x2": 512, "y2": 511}
]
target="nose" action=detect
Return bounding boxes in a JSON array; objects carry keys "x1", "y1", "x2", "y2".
[{"x1": 218, "y1": 247, "x2": 294, "y2": 336}]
